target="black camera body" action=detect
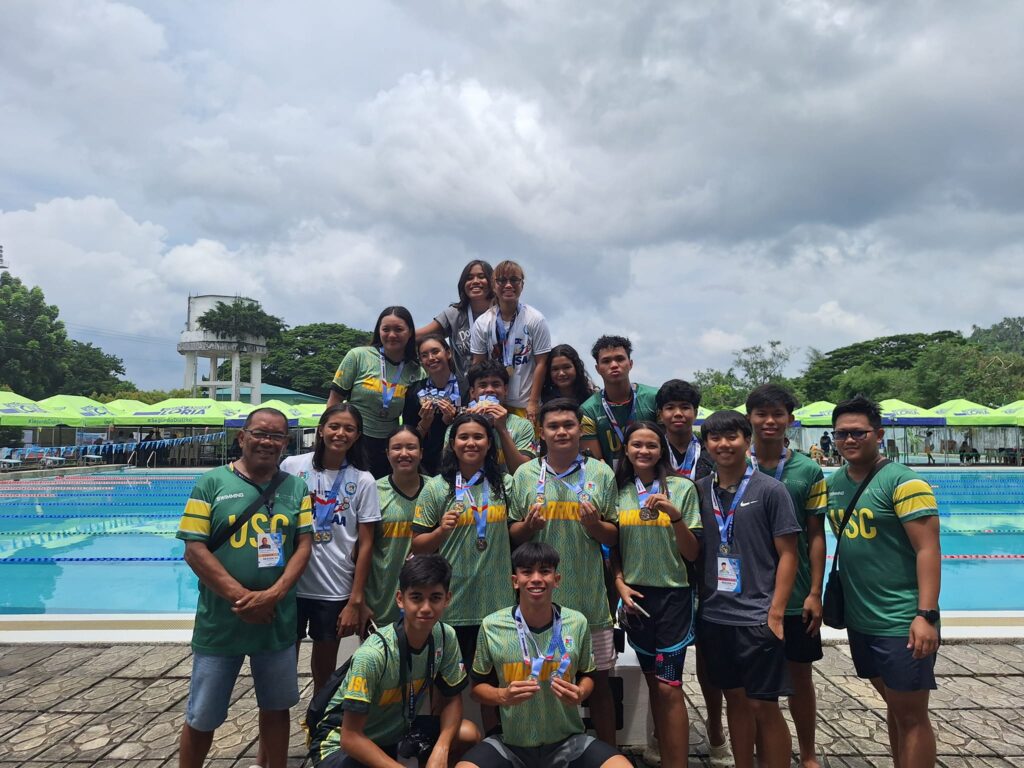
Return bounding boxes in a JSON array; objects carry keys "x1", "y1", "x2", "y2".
[{"x1": 396, "y1": 726, "x2": 434, "y2": 760}]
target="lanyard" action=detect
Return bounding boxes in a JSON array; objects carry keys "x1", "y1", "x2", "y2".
[
  {"x1": 536, "y1": 456, "x2": 586, "y2": 498},
  {"x1": 600, "y1": 385, "x2": 637, "y2": 445},
  {"x1": 378, "y1": 348, "x2": 406, "y2": 413},
  {"x1": 494, "y1": 305, "x2": 521, "y2": 367},
  {"x1": 710, "y1": 465, "x2": 754, "y2": 550},
  {"x1": 422, "y1": 374, "x2": 460, "y2": 405},
  {"x1": 316, "y1": 462, "x2": 349, "y2": 501},
  {"x1": 513, "y1": 606, "x2": 572, "y2": 680},
  {"x1": 634, "y1": 476, "x2": 660, "y2": 506},
  {"x1": 455, "y1": 471, "x2": 489, "y2": 543},
  {"x1": 395, "y1": 622, "x2": 435, "y2": 726},
  {"x1": 749, "y1": 444, "x2": 787, "y2": 481},
  {"x1": 670, "y1": 436, "x2": 701, "y2": 478},
  {"x1": 232, "y1": 465, "x2": 275, "y2": 514}
]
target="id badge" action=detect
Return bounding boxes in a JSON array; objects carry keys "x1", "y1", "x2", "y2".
[
  {"x1": 716, "y1": 556, "x2": 741, "y2": 593},
  {"x1": 257, "y1": 532, "x2": 284, "y2": 568}
]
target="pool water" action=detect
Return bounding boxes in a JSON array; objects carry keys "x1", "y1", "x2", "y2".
[{"x1": 1, "y1": 469, "x2": 1023, "y2": 614}]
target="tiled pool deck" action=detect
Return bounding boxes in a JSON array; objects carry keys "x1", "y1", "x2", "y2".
[{"x1": 1, "y1": 641, "x2": 1023, "y2": 767}]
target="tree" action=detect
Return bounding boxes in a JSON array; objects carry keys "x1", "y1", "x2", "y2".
[
  {"x1": 969, "y1": 317, "x2": 1024, "y2": 355},
  {"x1": 94, "y1": 387, "x2": 193, "y2": 405},
  {"x1": 733, "y1": 341, "x2": 791, "y2": 388},
  {"x1": 801, "y1": 331, "x2": 964, "y2": 401},
  {"x1": 0, "y1": 272, "x2": 69, "y2": 399},
  {"x1": 692, "y1": 368, "x2": 748, "y2": 409},
  {"x1": 911, "y1": 341, "x2": 1024, "y2": 408},
  {"x1": 59, "y1": 341, "x2": 133, "y2": 397},
  {"x1": 829, "y1": 364, "x2": 916, "y2": 404},
  {"x1": 197, "y1": 298, "x2": 286, "y2": 342}
]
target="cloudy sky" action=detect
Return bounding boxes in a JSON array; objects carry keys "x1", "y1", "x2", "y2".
[{"x1": 2, "y1": 0, "x2": 1022, "y2": 392}]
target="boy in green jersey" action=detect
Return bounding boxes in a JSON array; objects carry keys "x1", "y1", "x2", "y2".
[
  {"x1": 457, "y1": 359, "x2": 536, "y2": 474},
  {"x1": 457, "y1": 542, "x2": 631, "y2": 768},
  {"x1": 508, "y1": 398, "x2": 620, "y2": 746},
  {"x1": 746, "y1": 384, "x2": 827, "y2": 768},
  {"x1": 309, "y1": 554, "x2": 479, "y2": 768},
  {"x1": 579, "y1": 336, "x2": 658, "y2": 470},
  {"x1": 827, "y1": 396, "x2": 941, "y2": 768}
]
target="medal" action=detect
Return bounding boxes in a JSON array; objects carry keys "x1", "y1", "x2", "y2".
[
  {"x1": 453, "y1": 501, "x2": 466, "y2": 515},
  {"x1": 476, "y1": 538, "x2": 488, "y2": 552},
  {"x1": 719, "y1": 543, "x2": 730, "y2": 555},
  {"x1": 534, "y1": 494, "x2": 545, "y2": 507},
  {"x1": 506, "y1": 365, "x2": 515, "y2": 377},
  {"x1": 579, "y1": 492, "x2": 591, "y2": 504},
  {"x1": 639, "y1": 507, "x2": 658, "y2": 521}
]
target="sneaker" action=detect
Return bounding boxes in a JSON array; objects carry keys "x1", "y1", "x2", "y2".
[
  {"x1": 709, "y1": 738, "x2": 732, "y2": 767},
  {"x1": 641, "y1": 738, "x2": 661, "y2": 767}
]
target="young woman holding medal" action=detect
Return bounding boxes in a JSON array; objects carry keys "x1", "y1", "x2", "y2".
[
  {"x1": 364, "y1": 426, "x2": 427, "y2": 627},
  {"x1": 403, "y1": 334, "x2": 467, "y2": 475},
  {"x1": 327, "y1": 306, "x2": 423, "y2": 479},
  {"x1": 610, "y1": 421, "x2": 701, "y2": 768},
  {"x1": 411, "y1": 412, "x2": 515, "y2": 733},
  {"x1": 417, "y1": 259, "x2": 496, "y2": 379},
  {"x1": 280, "y1": 404, "x2": 381, "y2": 697},
  {"x1": 694, "y1": 410, "x2": 801, "y2": 768}
]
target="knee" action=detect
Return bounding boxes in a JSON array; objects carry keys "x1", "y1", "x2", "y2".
[{"x1": 459, "y1": 719, "x2": 481, "y2": 748}]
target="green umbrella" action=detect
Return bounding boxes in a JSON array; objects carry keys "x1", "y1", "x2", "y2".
[
  {"x1": 295, "y1": 403, "x2": 327, "y2": 428},
  {"x1": 927, "y1": 399, "x2": 1005, "y2": 427},
  {"x1": 992, "y1": 400, "x2": 1024, "y2": 427},
  {"x1": 878, "y1": 399, "x2": 945, "y2": 426},
  {"x1": 37, "y1": 395, "x2": 116, "y2": 427},
  {"x1": 105, "y1": 399, "x2": 150, "y2": 415},
  {"x1": 793, "y1": 401, "x2": 836, "y2": 427},
  {"x1": 0, "y1": 391, "x2": 79, "y2": 427},
  {"x1": 113, "y1": 398, "x2": 235, "y2": 426},
  {"x1": 225, "y1": 399, "x2": 304, "y2": 427}
]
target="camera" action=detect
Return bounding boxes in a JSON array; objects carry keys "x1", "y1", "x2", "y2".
[{"x1": 396, "y1": 727, "x2": 434, "y2": 760}]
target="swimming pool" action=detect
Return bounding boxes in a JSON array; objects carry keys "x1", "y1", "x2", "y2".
[{"x1": 1, "y1": 468, "x2": 1023, "y2": 614}]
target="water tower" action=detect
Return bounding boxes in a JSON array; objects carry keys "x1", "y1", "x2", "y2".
[{"x1": 177, "y1": 295, "x2": 268, "y2": 403}]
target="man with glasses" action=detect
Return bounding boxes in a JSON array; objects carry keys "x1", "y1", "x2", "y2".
[
  {"x1": 471, "y1": 260, "x2": 552, "y2": 424},
  {"x1": 826, "y1": 396, "x2": 941, "y2": 768},
  {"x1": 177, "y1": 408, "x2": 313, "y2": 768}
]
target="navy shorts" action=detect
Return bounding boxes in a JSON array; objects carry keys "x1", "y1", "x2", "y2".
[
  {"x1": 297, "y1": 597, "x2": 347, "y2": 642},
  {"x1": 697, "y1": 620, "x2": 792, "y2": 701},
  {"x1": 461, "y1": 733, "x2": 620, "y2": 768},
  {"x1": 847, "y1": 628, "x2": 938, "y2": 691},
  {"x1": 620, "y1": 585, "x2": 696, "y2": 685},
  {"x1": 783, "y1": 614, "x2": 823, "y2": 664},
  {"x1": 455, "y1": 624, "x2": 482, "y2": 667}
]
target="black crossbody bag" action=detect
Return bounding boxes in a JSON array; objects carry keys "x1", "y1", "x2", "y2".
[
  {"x1": 822, "y1": 460, "x2": 889, "y2": 629},
  {"x1": 207, "y1": 470, "x2": 289, "y2": 553}
]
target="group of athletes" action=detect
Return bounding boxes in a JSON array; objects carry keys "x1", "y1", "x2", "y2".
[{"x1": 175, "y1": 258, "x2": 942, "y2": 768}]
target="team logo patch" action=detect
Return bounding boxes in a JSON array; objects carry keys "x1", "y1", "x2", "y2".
[
  {"x1": 564, "y1": 635, "x2": 574, "y2": 649},
  {"x1": 345, "y1": 481, "x2": 357, "y2": 495}
]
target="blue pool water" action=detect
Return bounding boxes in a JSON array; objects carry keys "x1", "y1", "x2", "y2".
[{"x1": 1, "y1": 469, "x2": 1023, "y2": 614}]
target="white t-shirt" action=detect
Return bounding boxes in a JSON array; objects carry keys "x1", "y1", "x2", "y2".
[
  {"x1": 280, "y1": 452, "x2": 381, "y2": 600},
  {"x1": 470, "y1": 302, "x2": 552, "y2": 407}
]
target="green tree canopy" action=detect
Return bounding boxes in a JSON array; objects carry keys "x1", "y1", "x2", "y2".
[
  {"x1": 829, "y1": 363, "x2": 916, "y2": 404},
  {"x1": 59, "y1": 341, "x2": 133, "y2": 397},
  {"x1": 733, "y1": 340, "x2": 792, "y2": 388},
  {"x1": 197, "y1": 298, "x2": 286, "y2": 342},
  {"x1": 94, "y1": 387, "x2": 192, "y2": 405},
  {"x1": 911, "y1": 341, "x2": 1024, "y2": 408},
  {"x1": 0, "y1": 272, "x2": 69, "y2": 399},
  {"x1": 692, "y1": 367, "x2": 747, "y2": 409},
  {"x1": 968, "y1": 316, "x2": 1024, "y2": 355},
  {"x1": 262, "y1": 323, "x2": 371, "y2": 397}
]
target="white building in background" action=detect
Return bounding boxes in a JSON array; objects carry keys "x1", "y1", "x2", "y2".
[{"x1": 177, "y1": 295, "x2": 268, "y2": 404}]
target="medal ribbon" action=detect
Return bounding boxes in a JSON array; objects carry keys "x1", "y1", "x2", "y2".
[
  {"x1": 513, "y1": 606, "x2": 572, "y2": 680},
  {"x1": 494, "y1": 304, "x2": 521, "y2": 368},
  {"x1": 670, "y1": 436, "x2": 701, "y2": 478},
  {"x1": 313, "y1": 463, "x2": 349, "y2": 530},
  {"x1": 749, "y1": 444, "x2": 788, "y2": 481},
  {"x1": 456, "y1": 471, "x2": 489, "y2": 543},
  {"x1": 634, "y1": 476, "x2": 660, "y2": 507},
  {"x1": 425, "y1": 373, "x2": 460, "y2": 405},
  {"x1": 536, "y1": 456, "x2": 586, "y2": 499},
  {"x1": 710, "y1": 465, "x2": 754, "y2": 548},
  {"x1": 600, "y1": 384, "x2": 638, "y2": 445},
  {"x1": 379, "y1": 348, "x2": 407, "y2": 413}
]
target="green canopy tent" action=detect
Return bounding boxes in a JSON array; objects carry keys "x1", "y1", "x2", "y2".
[
  {"x1": 105, "y1": 399, "x2": 150, "y2": 416},
  {"x1": 990, "y1": 401, "x2": 1024, "y2": 465},
  {"x1": 877, "y1": 399, "x2": 946, "y2": 464},
  {"x1": 0, "y1": 392, "x2": 76, "y2": 428},
  {"x1": 694, "y1": 406, "x2": 713, "y2": 425},
  {"x1": 793, "y1": 401, "x2": 836, "y2": 427},
  {"x1": 37, "y1": 395, "x2": 116, "y2": 428},
  {"x1": 295, "y1": 403, "x2": 326, "y2": 428},
  {"x1": 112, "y1": 398, "x2": 235, "y2": 466},
  {"x1": 925, "y1": 399, "x2": 1007, "y2": 465}
]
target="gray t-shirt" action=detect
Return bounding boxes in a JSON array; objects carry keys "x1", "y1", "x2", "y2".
[
  {"x1": 696, "y1": 471, "x2": 800, "y2": 626},
  {"x1": 434, "y1": 304, "x2": 476, "y2": 379}
]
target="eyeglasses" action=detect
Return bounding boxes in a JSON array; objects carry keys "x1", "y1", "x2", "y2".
[
  {"x1": 834, "y1": 429, "x2": 875, "y2": 441},
  {"x1": 244, "y1": 429, "x2": 289, "y2": 443},
  {"x1": 494, "y1": 277, "x2": 523, "y2": 286}
]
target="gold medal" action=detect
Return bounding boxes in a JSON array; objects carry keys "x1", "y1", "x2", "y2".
[
  {"x1": 639, "y1": 507, "x2": 658, "y2": 521},
  {"x1": 453, "y1": 501, "x2": 466, "y2": 515},
  {"x1": 476, "y1": 538, "x2": 488, "y2": 552}
]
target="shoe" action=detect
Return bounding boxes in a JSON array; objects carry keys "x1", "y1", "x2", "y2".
[
  {"x1": 709, "y1": 738, "x2": 732, "y2": 767},
  {"x1": 641, "y1": 737, "x2": 661, "y2": 766}
]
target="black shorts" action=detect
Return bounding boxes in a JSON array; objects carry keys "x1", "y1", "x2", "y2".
[
  {"x1": 455, "y1": 624, "x2": 482, "y2": 667},
  {"x1": 362, "y1": 435, "x2": 392, "y2": 480},
  {"x1": 783, "y1": 614, "x2": 824, "y2": 664},
  {"x1": 297, "y1": 597, "x2": 347, "y2": 642},
  {"x1": 697, "y1": 620, "x2": 792, "y2": 701},
  {"x1": 620, "y1": 585, "x2": 696, "y2": 685},
  {"x1": 319, "y1": 716, "x2": 440, "y2": 768},
  {"x1": 848, "y1": 628, "x2": 938, "y2": 691},
  {"x1": 461, "y1": 733, "x2": 619, "y2": 768}
]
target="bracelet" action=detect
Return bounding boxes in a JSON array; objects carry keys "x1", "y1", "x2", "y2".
[{"x1": 669, "y1": 516, "x2": 682, "y2": 524}]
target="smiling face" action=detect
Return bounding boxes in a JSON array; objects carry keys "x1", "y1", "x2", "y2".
[
  {"x1": 512, "y1": 562, "x2": 561, "y2": 604},
  {"x1": 318, "y1": 410, "x2": 360, "y2": 459},
  {"x1": 464, "y1": 263, "x2": 492, "y2": 302},
  {"x1": 493, "y1": 265, "x2": 525, "y2": 303},
  {"x1": 705, "y1": 429, "x2": 751, "y2": 471},
  {"x1": 748, "y1": 403, "x2": 794, "y2": 443},
  {"x1": 549, "y1": 355, "x2": 577, "y2": 391},
  {"x1": 238, "y1": 410, "x2": 289, "y2": 473},
  {"x1": 396, "y1": 582, "x2": 451, "y2": 631},
  {"x1": 453, "y1": 420, "x2": 490, "y2": 467},
  {"x1": 540, "y1": 409, "x2": 581, "y2": 454},
  {"x1": 378, "y1": 313, "x2": 411, "y2": 359},
  {"x1": 418, "y1": 338, "x2": 452, "y2": 376},
  {"x1": 625, "y1": 427, "x2": 662, "y2": 474},
  {"x1": 387, "y1": 429, "x2": 422, "y2": 474}
]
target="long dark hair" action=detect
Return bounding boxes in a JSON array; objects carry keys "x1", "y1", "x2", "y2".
[
  {"x1": 541, "y1": 343, "x2": 595, "y2": 405},
  {"x1": 455, "y1": 260, "x2": 495, "y2": 310},
  {"x1": 439, "y1": 412, "x2": 505, "y2": 500},
  {"x1": 313, "y1": 404, "x2": 368, "y2": 472},
  {"x1": 370, "y1": 306, "x2": 417, "y2": 362},
  {"x1": 614, "y1": 420, "x2": 672, "y2": 490}
]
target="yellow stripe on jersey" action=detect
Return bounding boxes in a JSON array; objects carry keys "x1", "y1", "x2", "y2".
[
  {"x1": 382, "y1": 521, "x2": 413, "y2": 539},
  {"x1": 501, "y1": 659, "x2": 570, "y2": 683},
  {"x1": 893, "y1": 479, "x2": 937, "y2": 518},
  {"x1": 805, "y1": 479, "x2": 827, "y2": 512},
  {"x1": 543, "y1": 500, "x2": 582, "y2": 521},
  {"x1": 298, "y1": 495, "x2": 313, "y2": 529},
  {"x1": 177, "y1": 515, "x2": 210, "y2": 535},
  {"x1": 378, "y1": 678, "x2": 428, "y2": 705},
  {"x1": 359, "y1": 378, "x2": 410, "y2": 397},
  {"x1": 183, "y1": 498, "x2": 211, "y2": 519},
  {"x1": 618, "y1": 509, "x2": 672, "y2": 528}
]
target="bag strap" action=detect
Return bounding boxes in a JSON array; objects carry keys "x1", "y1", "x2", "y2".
[
  {"x1": 829, "y1": 459, "x2": 889, "y2": 573},
  {"x1": 396, "y1": 620, "x2": 438, "y2": 727},
  {"x1": 208, "y1": 470, "x2": 289, "y2": 553}
]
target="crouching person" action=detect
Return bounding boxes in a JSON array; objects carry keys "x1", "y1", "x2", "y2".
[
  {"x1": 308, "y1": 553, "x2": 480, "y2": 767},
  {"x1": 457, "y1": 542, "x2": 631, "y2": 768}
]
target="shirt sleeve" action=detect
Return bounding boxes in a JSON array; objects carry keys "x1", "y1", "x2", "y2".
[
  {"x1": 471, "y1": 621, "x2": 494, "y2": 677},
  {"x1": 596, "y1": 468, "x2": 618, "y2": 523},
  {"x1": 576, "y1": 619, "x2": 595, "y2": 675},
  {"x1": 435, "y1": 305, "x2": 457, "y2": 333},
  {"x1": 355, "y1": 473, "x2": 382, "y2": 523},
  {"x1": 296, "y1": 492, "x2": 314, "y2": 533},
  {"x1": 333, "y1": 347, "x2": 362, "y2": 391},
  {"x1": 806, "y1": 467, "x2": 828, "y2": 516},
  {"x1": 893, "y1": 474, "x2": 939, "y2": 522},
  {"x1": 339, "y1": 642, "x2": 385, "y2": 714},
  {"x1": 580, "y1": 413, "x2": 598, "y2": 440},
  {"x1": 413, "y1": 480, "x2": 442, "y2": 530},
  {"x1": 676, "y1": 479, "x2": 702, "y2": 531},
  {"x1": 510, "y1": 417, "x2": 536, "y2": 457},
  {"x1": 177, "y1": 474, "x2": 215, "y2": 541},
  {"x1": 507, "y1": 465, "x2": 530, "y2": 522},
  {"x1": 403, "y1": 383, "x2": 422, "y2": 431},
  {"x1": 469, "y1": 313, "x2": 490, "y2": 356},
  {"x1": 528, "y1": 312, "x2": 552, "y2": 356}
]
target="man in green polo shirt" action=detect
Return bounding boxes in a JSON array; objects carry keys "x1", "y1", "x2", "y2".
[{"x1": 176, "y1": 408, "x2": 313, "y2": 768}]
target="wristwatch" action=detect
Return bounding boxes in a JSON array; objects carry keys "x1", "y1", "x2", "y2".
[{"x1": 916, "y1": 609, "x2": 940, "y2": 624}]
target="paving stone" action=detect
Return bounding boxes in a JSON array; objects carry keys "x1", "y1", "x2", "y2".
[
  {"x1": 206, "y1": 705, "x2": 259, "y2": 759},
  {"x1": 0, "y1": 712, "x2": 96, "y2": 761},
  {"x1": 112, "y1": 646, "x2": 191, "y2": 678},
  {"x1": 83, "y1": 646, "x2": 152, "y2": 677},
  {"x1": 0, "y1": 710, "x2": 36, "y2": 741},
  {"x1": 130, "y1": 677, "x2": 191, "y2": 714},
  {"x1": 33, "y1": 712, "x2": 159, "y2": 763},
  {"x1": 0, "y1": 645, "x2": 53, "y2": 675},
  {"x1": 818, "y1": 709, "x2": 890, "y2": 757},
  {"x1": 52, "y1": 677, "x2": 151, "y2": 714},
  {"x1": 936, "y1": 676, "x2": 1020, "y2": 708},
  {"x1": 973, "y1": 644, "x2": 1024, "y2": 674},
  {"x1": 933, "y1": 708, "x2": 1024, "y2": 752},
  {"x1": 28, "y1": 646, "x2": 107, "y2": 675},
  {"x1": 0, "y1": 674, "x2": 107, "y2": 713},
  {"x1": 105, "y1": 709, "x2": 181, "y2": 760},
  {"x1": 938, "y1": 757, "x2": 1024, "y2": 767},
  {"x1": 933, "y1": 652, "x2": 973, "y2": 677}
]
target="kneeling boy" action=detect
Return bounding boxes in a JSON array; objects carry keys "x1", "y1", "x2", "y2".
[
  {"x1": 308, "y1": 554, "x2": 478, "y2": 767},
  {"x1": 457, "y1": 542, "x2": 630, "y2": 768}
]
